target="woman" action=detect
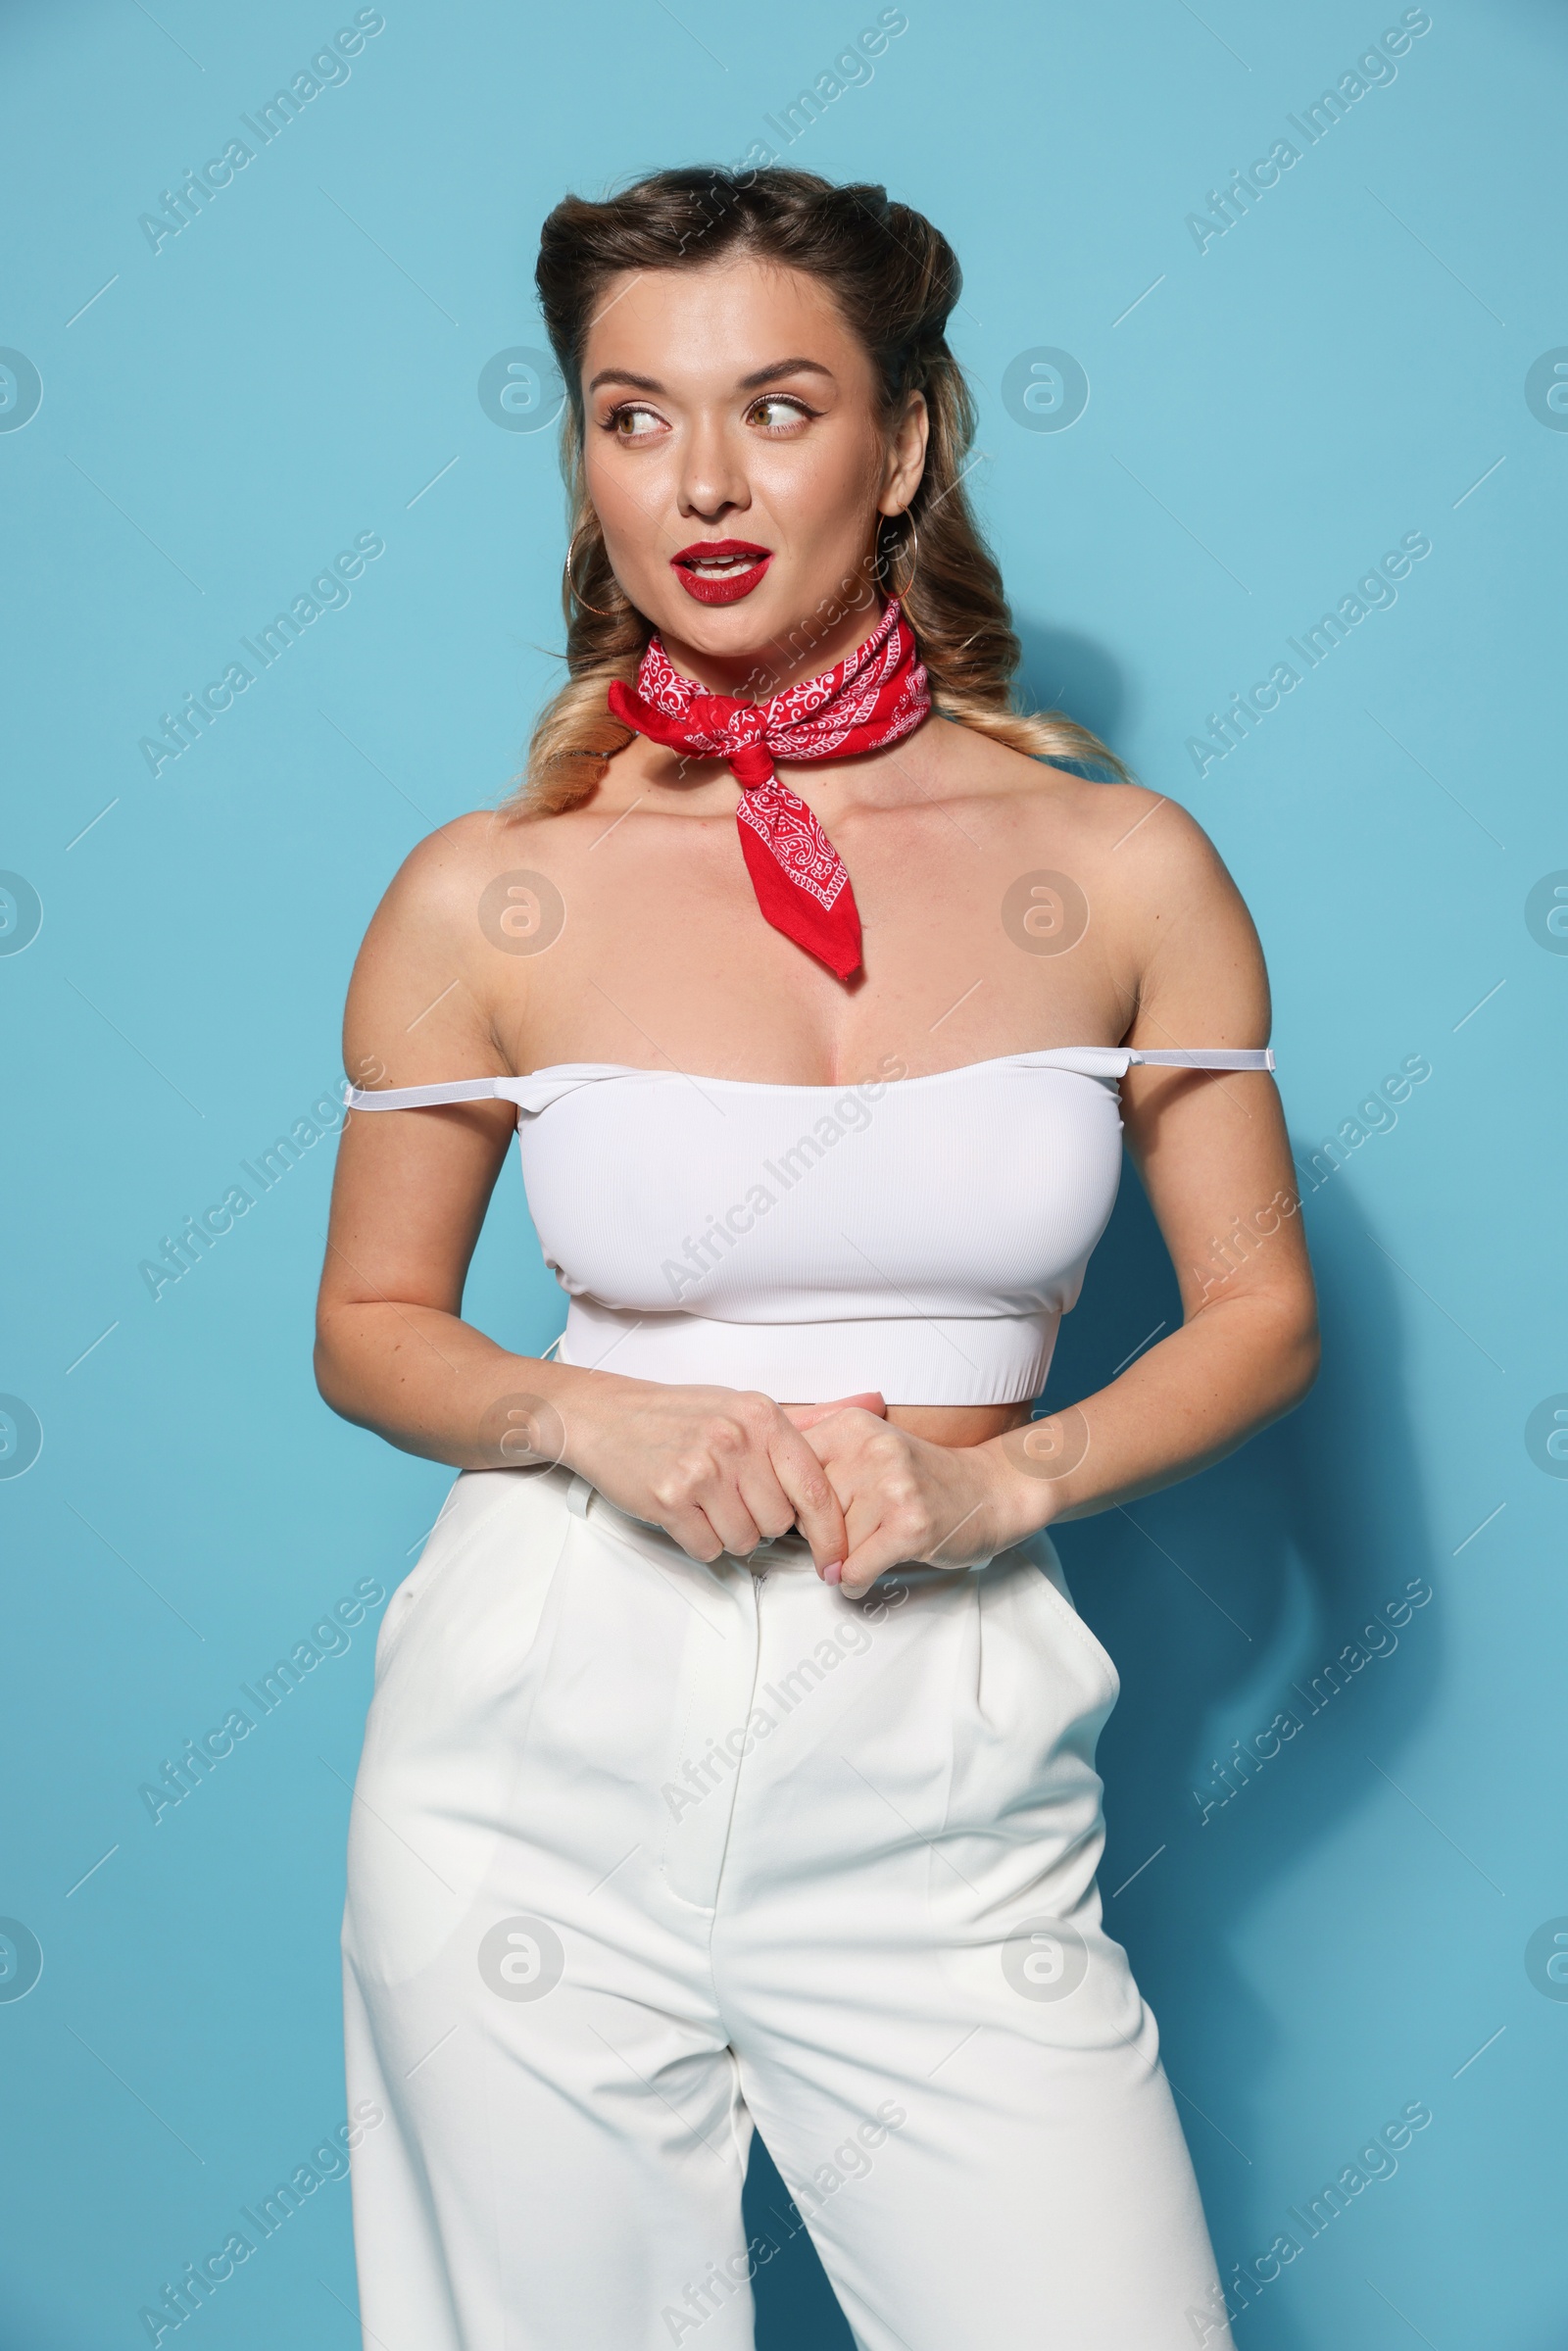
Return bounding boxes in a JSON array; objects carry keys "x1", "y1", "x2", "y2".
[{"x1": 317, "y1": 167, "x2": 1317, "y2": 2351}]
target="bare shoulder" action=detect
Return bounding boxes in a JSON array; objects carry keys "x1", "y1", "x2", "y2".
[
  {"x1": 924, "y1": 722, "x2": 1242, "y2": 908},
  {"x1": 929, "y1": 723, "x2": 1267, "y2": 1021},
  {"x1": 1075, "y1": 789, "x2": 1270, "y2": 1040},
  {"x1": 343, "y1": 806, "x2": 567, "y2": 1083},
  {"x1": 366, "y1": 805, "x2": 555, "y2": 936},
  {"x1": 1067, "y1": 781, "x2": 1242, "y2": 907}
]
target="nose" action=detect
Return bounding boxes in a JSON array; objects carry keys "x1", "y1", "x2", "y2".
[{"x1": 675, "y1": 408, "x2": 751, "y2": 526}]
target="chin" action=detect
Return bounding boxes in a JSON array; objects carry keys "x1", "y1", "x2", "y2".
[{"x1": 654, "y1": 588, "x2": 793, "y2": 653}]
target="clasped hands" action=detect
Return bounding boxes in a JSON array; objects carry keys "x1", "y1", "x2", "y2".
[
  {"x1": 786, "y1": 1391, "x2": 1036, "y2": 1597},
  {"x1": 568, "y1": 1379, "x2": 1066, "y2": 1600}
]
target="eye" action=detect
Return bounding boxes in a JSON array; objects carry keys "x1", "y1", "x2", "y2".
[
  {"x1": 746, "y1": 394, "x2": 815, "y2": 433},
  {"x1": 603, "y1": 402, "x2": 666, "y2": 441}
]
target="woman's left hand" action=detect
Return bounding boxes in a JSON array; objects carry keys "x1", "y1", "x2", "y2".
[{"x1": 793, "y1": 1408, "x2": 1046, "y2": 1597}]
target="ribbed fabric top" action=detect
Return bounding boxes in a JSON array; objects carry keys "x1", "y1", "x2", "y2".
[{"x1": 344, "y1": 1048, "x2": 1275, "y2": 1405}]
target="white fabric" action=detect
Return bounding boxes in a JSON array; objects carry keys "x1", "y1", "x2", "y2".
[
  {"x1": 343, "y1": 1048, "x2": 1274, "y2": 1406},
  {"x1": 342, "y1": 1463, "x2": 1233, "y2": 2350}
]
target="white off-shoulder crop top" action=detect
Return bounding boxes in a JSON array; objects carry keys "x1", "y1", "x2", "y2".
[{"x1": 344, "y1": 1047, "x2": 1274, "y2": 1407}]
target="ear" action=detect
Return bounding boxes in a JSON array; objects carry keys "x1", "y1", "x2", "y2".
[{"x1": 879, "y1": 390, "x2": 928, "y2": 517}]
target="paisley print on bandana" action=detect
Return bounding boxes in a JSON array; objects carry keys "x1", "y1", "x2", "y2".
[{"x1": 608, "y1": 599, "x2": 929, "y2": 981}]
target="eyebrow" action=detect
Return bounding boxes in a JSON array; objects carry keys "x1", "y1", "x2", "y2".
[{"x1": 584, "y1": 357, "x2": 837, "y2": 396}]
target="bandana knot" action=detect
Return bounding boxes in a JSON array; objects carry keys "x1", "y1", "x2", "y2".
[{"x1": 607, "y1": 597, "x2": 929, "y2": 981}]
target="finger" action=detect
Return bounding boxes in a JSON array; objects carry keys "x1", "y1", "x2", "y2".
[
  {"x1": 781, "y1": 1392, "x2": 887, "y2": 1432},
  {"x1": 840, "y1": 1533, "x2": 905, "y2": 1599},
  {"x1": 696, "y1": 1488, "x2": 764, "y2": 1560},
  {"x1": 838, "y1": 1496, "x2": 927, "y2": 1598},
  {"x1": 659, "y1": 1502, "x2": 730, "y2": 1567},
  {"x1": 733, "y1": 1459, "x2": 801, "y2": 1544},
  {"x1": 841, "y1": 1497, "x2": 983, "y2": 1597},
  {"x1": 767, "y1": 1423, "x2": 850, "y2": 1572}
]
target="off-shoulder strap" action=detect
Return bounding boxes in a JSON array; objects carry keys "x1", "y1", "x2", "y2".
[
  {"x1": 1126, "y1": 1047, "x2": 1274, "y2": 1070},
  {"x1": 342, "y1": 1065, "x2": 635, "y2": 1119},
  {"x1": 342, "y1": 1048, "x2": 1277, "y2": 1116},
  {"x1": 1016, "y1": 1046, "x2": 1275, "y2": 1079},
  {"x1": 344, "y1": 1077, "x2": 514, "y2": 1111}
]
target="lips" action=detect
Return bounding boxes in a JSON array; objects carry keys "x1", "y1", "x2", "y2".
[{"x1": 670, "y1": 538, "x2": 772, "y2": 606}]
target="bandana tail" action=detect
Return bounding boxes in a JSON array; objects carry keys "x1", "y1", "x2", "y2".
[{"x1": 736, "y1": 818, "x2": 863, "y2": 982}]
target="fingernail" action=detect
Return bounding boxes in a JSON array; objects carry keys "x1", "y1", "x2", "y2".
[{"x1": 823, "y1": 1560, "x2": 843, "y2": 1586}]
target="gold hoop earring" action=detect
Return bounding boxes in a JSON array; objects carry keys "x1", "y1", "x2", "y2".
[
  {"x1": 880, "y1": 514, "x2": 918, "y2": 601},
  {"x1": 564, "y1": 539, "x2": 618, "y2": 620}
]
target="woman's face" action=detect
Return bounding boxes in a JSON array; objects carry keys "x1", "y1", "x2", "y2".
[{"x1": 579, "y1": 257, "x2": 927, "y2": 692}]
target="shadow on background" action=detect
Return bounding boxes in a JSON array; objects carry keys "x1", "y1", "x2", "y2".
[
  {"x1": 747, "y1": 1141, "x2": 1440, "y2": 2349},
  {"x1": 1044, "y1": 1147, "x2": 1441, "y2": 2348},
  {"x1": 744, "y1": 2138, "x2": 856, "y2": 2350},
  {"x1": 1012, "y1": 613, "x2": 1128, "y2": 758}
]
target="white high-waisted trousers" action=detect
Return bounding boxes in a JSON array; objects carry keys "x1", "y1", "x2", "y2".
[{"x1": 341, "y1": 1463, "x2": 1231, "y2": 2351}]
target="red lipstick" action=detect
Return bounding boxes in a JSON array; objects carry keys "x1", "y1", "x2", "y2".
[{"x1": 670, "y1": 538, "x2": 772, "y2": 605}]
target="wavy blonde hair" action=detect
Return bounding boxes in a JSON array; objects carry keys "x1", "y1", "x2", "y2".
[{"x1": 509, "y1": 166, "x2": 1129, "y2": 815}]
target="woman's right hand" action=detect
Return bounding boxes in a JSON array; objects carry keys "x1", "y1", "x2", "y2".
[{"x1": 557, "y1": 1377, "x2": 884, "y2": 1570}]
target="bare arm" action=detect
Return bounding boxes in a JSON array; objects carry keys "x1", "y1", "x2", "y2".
[
  {"x1": 313, "y1": 816, "x2": 853, "y2": 1569},
  {"x1": 1039, "y1": 799, "x2": 1318, "y2": 1516},
  {"x1": 804, "y1": 800, "x2": 1320, "y2": 1593}
]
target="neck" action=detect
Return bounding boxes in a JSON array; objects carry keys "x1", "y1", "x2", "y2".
[{"x1": 657, "y1": 593, "x2": 890, "y2": 704}]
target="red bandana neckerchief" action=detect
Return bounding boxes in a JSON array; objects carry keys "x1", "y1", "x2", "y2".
[{"x1": 607, "y1": 597, "x2": 929, "y2": 981}]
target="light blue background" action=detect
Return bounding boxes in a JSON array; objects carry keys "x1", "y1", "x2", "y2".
[{"x1": 2, "y1": 2, "x2": 1564, "y2": 2344}]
